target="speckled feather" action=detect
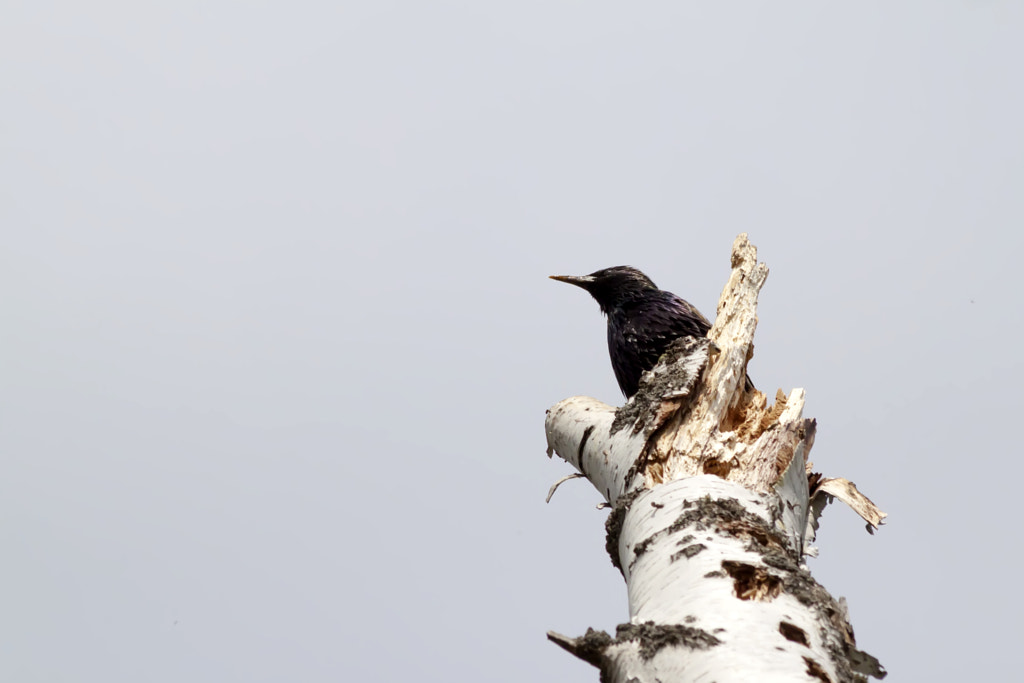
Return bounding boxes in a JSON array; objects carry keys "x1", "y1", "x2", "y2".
[{"x1": 605, "y1": 287, "x2": 711, "y2": 397}]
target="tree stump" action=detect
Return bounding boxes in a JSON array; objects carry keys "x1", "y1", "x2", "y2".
[{"x1": 545, "y1": 234, "x2": 886, "y2": 683}]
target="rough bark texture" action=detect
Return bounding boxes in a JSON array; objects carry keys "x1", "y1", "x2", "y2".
[{"x1": 545, "y1": 234, "x2": 886, "y2": 682}]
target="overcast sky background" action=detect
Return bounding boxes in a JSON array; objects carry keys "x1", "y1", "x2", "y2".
[{"x1": 3, "y1": 3, "x2": 1023, "y2": 681}]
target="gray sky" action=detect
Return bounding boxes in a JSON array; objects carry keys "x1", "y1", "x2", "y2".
[{"x1": 3, "y1": 3, "x2": 1022, "y2": 681}]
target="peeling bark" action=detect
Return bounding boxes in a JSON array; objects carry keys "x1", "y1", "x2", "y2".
[{"x1": 545, "y1": 234, "x2": 886, "y2": 682}]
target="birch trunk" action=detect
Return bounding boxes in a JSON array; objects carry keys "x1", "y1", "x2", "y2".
[{"x1": 545, "y1": 235, "x2": 886, "y2": 683}]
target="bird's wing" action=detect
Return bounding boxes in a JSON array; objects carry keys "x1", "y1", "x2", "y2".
[
  {"x1": 632, "y1": 294, "x2": 711, "y2": 365},
  {"x1": 638, "y1": 295, "x2": 755, "y2": 390},
  {"x1": 609, "y1": 293, "x2": 712, "y2": 397}
]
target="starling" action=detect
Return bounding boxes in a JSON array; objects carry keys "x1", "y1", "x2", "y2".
[{"x1": 551, "y1": 266, "x2": 747, "y2": 398}]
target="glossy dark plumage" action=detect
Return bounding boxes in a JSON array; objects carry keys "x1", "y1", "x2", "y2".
[{"x1": 550, "y1": 266, "x2": 715, "y2": 398}]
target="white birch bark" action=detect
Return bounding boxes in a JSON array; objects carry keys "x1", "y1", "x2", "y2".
[{"x1": 545, "y1": 235, "x2": 886, "y2": 683}]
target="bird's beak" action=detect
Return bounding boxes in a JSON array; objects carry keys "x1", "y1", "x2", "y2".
[{"x1": 549, "y1": 274, "x2": 595, "y2": 289}]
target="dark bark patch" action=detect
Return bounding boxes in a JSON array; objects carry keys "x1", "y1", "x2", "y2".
[
  {"x1": 615, "y1": 621, "x2": 721, "y2": 660},
  {"x1": 604, "y1": 490, "x2": 642, "y2": 575},
  {"x1": 803, "y1": 656, "x2": 832, "y2": 682},
  {"x1": 717, "y1": 518, "x2": 788, "y2": 556},
  {"x1": 623, "y1": 496, "x2": 795, "y2": 574},
  {"x1": 722, "y1": 560, "x2": 782, "y2": 601},
  {"x1": 671, "y1": 544, "x2": 707, "y2": 562},
  {"x1": 779, "y1": 621, "x2": 810, "y2": 647},
  {"x1": 547, "y1": 628, "x2": 612, "y2": 677},
  {"x1": 576, "y1": 425, "x2": 595, "y2": 476},
  {"x1": 702, "y1": 458, "x2": 734, "y2": 478}
]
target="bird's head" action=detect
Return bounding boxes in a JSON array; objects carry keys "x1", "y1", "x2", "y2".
[{"x1": 549, "y1": 266, "x2": 658, "y2": 313}]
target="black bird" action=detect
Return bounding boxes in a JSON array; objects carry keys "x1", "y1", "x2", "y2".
[{"x1": 551, "y1": 266, "x2": 736, "y2": 398}]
